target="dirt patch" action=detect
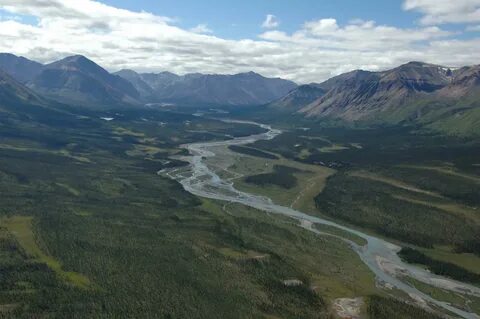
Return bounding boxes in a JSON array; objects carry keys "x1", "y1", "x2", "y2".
[
  {"x1": 283, "y1": 279, "x2": 303, "y2": 287},
  {"x1": 333, "y1": 297, "x2": 364, "y2": 318}
]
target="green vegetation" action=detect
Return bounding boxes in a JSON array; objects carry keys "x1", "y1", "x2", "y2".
[
  {"x1": 367, "y1": 295, "x2": 443, "y2": 319},
  {"x1": 0, "y1": 105, "x2": 381, "y2": 318},
  {"x1": 399, "y1": 247, "x2": 480, "y2": 284},
  {"x1": 245, "y1": 165, "x2": 301, "y2": 189},
  {"x1": 314, "y1": 224, "x2": 367, "y2": 246},
  {"x1": 2, "y1": 216, "x2": 91, "y2": 289},
  {"x1": 381, "y1": 165, "x2": 480, "y2": 207},
  {"x1": 314, "y1": 172, "x2": 479, "y2": 248},
  {"x1": 404, "y1": 277, "x2": 480, "y2": 315},
  {"x1": 221, "y1": 149, "x2": 335, "y2": 211},
  {"x1": 242, "y1": 119, "x2": 480, "y2": 283},
  {"x1": 228, "y1": 145, "x2": 279, "y2": 159},
  {"x1": 1, "y1": 98, "x2": 478, "y2": 318},
  {"x1": 420, "y1": 246, "x2": 480, "y2": 276},
  {"x1": 456, "y1": 237, "x2": 480, "y2": 257}
]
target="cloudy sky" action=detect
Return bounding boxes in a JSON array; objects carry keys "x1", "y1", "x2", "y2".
[{"x1": 0, "y1": 0, "x2": 479, "y2": 83}]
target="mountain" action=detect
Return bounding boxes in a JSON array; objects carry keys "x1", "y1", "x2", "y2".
[
  {"x1": 438, "y1": 65, "x2": 480, "y2": 99},
  {"x1": 0, "y1": 68, "x2": 43, "y2": 107},
  {"x1": 300, "y1": 62, "x2": 455, "y2": 120},
  {"x1": 268, "y1": 84, "x2": 326, "y2": 111},
  {"x1": 0, "y1": 67, "x2": 61, "y2": 126},
  {"x1": 27, "y1": 55, "x2": 140, "y2": 107},
  {"x1": 137, "y1": 71, "x2": 181, "y2": 91},
  {"x1": 116, "y1": 70, "x2": 297, "y2": 106},
  {"x1": 114, "y1": 69, "x2": 156, "y2": 98},
  {"x1": 269, "y1": 61, "x2": 480, "y2": 135},
  {"x1": 0, "y1": 53, "x2": 43, "y2": 83}
]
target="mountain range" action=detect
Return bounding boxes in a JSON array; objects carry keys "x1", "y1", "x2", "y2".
[
  {"x1": 0, "y1": 53, "x2": 296, "y2": 108},
  {"x1": 270, "y1": 61, "x2": 480, "y2": 135},
  {"x1": 0, "y1": 52, "x2": 479, "y2": 135},
  {"x1": 114, "y1": 69, "x2": 297, "y2": 106}
]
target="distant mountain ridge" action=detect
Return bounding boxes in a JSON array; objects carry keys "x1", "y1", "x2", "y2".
[
  {"x1": 29, "y1": 55, "x2": 140, "y2": 107},
  {"x1": 0, "y1": 68, "x2": 43, "y2": 106},
  {"x1": 271, "y1": 61, "x2": 480, "y2": 135},
  {"x1": 0, "y1": 53, "x2": 297, "y2": 107},
  {"x1": 0, "y1": 53, "x2": 140, "y2": 107},
  {"x1": 1, "y1": 52, "x2": 479, "y2": 135},
  {"x1": 0, "y1": 53, "x2": 43, "y2": 83},
  {"x1": 268, "y1": 84, "x2": 326, "y2": 110},
  {"x1": 115, "y1": 69, "x2": 297, "y2": 106}
]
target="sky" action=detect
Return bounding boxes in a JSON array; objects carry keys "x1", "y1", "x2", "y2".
[{"x1": 0, "y1": 0, "x2": 479, "y2": 83}]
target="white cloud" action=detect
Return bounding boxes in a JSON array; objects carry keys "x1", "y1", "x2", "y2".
[
  {"x1": 403, "y1": 0, "x2": 480, "y2": 25},
  {"x1": 262, "y1": 14, "x2": 279, "y2": 29},
  {"x1": 262, "y1": 18, "x2": 451, "y2": 51},
  {"x1": 304, "y1": 18, "x2": 339, "y2": 34},
  {"x1": 466, "y1": 24, "x2": 480, "y2": 31},
  {"x1": 190, "y1": 23, "x2": 212, "y2": 34},
  {"x1": 0, "y1": 0, "x2": 478, "y2": 84}
]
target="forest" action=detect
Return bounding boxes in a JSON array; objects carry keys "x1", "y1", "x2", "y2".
[
  {"x1": 399, "y1": 248, "x2": 480, "y2": 284},
  {"x1": 1, "y1": 101, "x2": 477, "y2": 318},
  {"x1": 245, "y1": 165, "x2": 301, "y2": 189}
]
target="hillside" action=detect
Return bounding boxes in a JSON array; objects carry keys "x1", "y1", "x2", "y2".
[
  {"x1": 271, "y1": 62, "x2": 480, "y2": 136},
  {"x1": 0, "y1": 53, "x2": 43, "y2": 83},
  {"x1": 0, "y1": 68, "x2": 43, "y2": 108},
  {"x1": 116, "y1": 69, "x2": 297, "y2": 106},
  {"x1": 28, "y1": 55, "x2": 140, "y2": 107},
  {"x1": 268, "y1": 84, "x2": 326, "y2": 111}
]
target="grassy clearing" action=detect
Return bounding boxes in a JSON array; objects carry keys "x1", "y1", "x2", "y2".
[
  {"x1": 314, "y1": 224, "x2": 367, "y2": 246},
  {"x1": 399, "y1": 247, "x2": 480, "y2": 284},
  {"x1": 349, "y1": 171, "x2": 442, "y2": 198},
  {"x1": 0, "y1": 144, "x2": 92, "y2": 164},
  {"x1": 404, "y1": 277, "x2": 480, "y2": 314},
  {"x1": 399, "y1": 165, "x2": 480, "y2": 184},
  {"x1": 235, "y1": 156, "x2": 335, "y2": 210},
  {"x1": 113, "y1": 127, "x2": 145, "y2": 137},
  {"x1": 55, "y1": 183, "x2": 81, "y2": 196},
  {"x1": 126, "y1": 144, "x2": 165, "y2": 157},
  {"x1": 318, "y1": 144, "x2": 350, "y2": 153},
  {"x1": 419, "y1": 246, "x2": 480, "y2": 275},
  {"x1": 2, "y1": 216, "x2": 91, "y2": 289},
  {"x1": 392, "y1": 195, "x2": 480, "y2": 225}
]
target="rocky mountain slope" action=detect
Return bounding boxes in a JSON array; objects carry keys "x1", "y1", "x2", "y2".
[
  {"x1": 272, "y1": 62, "x2": 480, "y2": 135},
  {"x1": 268, "y1": 84, "x2": 326, "y2": 110}
]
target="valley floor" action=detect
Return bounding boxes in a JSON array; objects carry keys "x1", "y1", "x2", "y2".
[
  {"x1": 0, "y1": 107, "x2": 479, "y2": 318},
  {"x1": 223, "y1": 120, "x2": 480, "y2": 317}
]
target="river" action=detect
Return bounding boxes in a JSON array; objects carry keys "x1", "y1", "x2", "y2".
[{"x1": 165, "y1": 120, "x2": 480, "y2": 319}]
